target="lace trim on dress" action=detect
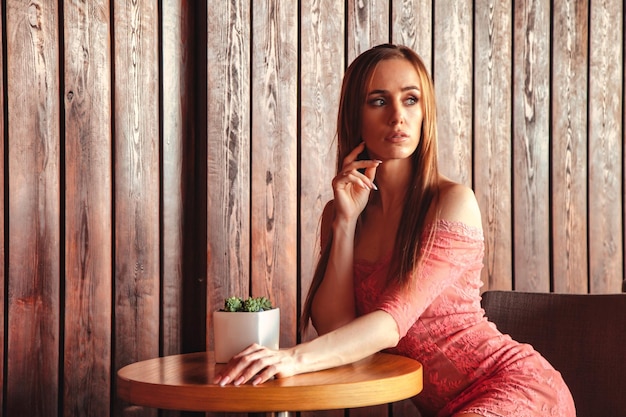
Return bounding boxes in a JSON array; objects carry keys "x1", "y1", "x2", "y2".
[
  {"x1": 428, "y1": 219, "x2": 484, "y2": 241},
  {"x1": 354, "y1": 219, "x2": 483, "y2": 268}
]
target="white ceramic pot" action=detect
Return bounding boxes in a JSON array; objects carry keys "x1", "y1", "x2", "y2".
[{"x1": 213, "y1": 308, "x2": 280, "y2": 363}]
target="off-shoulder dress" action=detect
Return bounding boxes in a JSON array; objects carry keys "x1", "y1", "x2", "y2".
[{"x1": 353, "y1": 219, "x2": 576, "y2": 417}]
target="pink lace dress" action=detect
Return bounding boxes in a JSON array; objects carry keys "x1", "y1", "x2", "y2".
[{"x1": 353, "y1": 220, "x2": 576, "y2": 417}]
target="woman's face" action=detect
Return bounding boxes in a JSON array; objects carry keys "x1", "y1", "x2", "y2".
[{"x1": 360, "y1": 58, "x2": 423, "y2": 162}]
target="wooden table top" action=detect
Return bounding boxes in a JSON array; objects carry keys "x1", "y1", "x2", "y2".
[{"x1": 117, "y1": 351, "x2": 423, "y2": 413}]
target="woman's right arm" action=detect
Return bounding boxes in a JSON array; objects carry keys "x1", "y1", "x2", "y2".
[
  {"x1": 310, "y1": 203, "x2": 358, "y2": 334},
  {"x1": 310, "y1": 143, "x2": 380, "y2": 334}
]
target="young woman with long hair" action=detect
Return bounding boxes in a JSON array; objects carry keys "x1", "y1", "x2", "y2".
[{"x1": 215, "y1": 44, "x2": 575, "y2": 417}]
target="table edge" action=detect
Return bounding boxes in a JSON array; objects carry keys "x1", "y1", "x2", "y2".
[{"x1": 117, "y1": 351, "x2": 423, "y2": 412}]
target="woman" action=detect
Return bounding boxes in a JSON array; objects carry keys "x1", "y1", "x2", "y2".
[{"x1": 214, "y1": 44, "x2": 575, "y2": 417}]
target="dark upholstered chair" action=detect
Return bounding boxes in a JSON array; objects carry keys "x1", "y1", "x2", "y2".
[{"x1": 481, "y1": 291, "x2": 626, "y2": 417}]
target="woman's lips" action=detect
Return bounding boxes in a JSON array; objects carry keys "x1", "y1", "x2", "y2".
[{"x1": 385, "y1": 132, "x2": 409, "y2": 143}]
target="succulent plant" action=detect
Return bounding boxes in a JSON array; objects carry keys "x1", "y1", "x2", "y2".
[
  {"x1": 222, "y1": 296, "x2": 274, "y2": 312},
  {"x1": 223, "y1": 296, "x2": 244, "y2": 312}
]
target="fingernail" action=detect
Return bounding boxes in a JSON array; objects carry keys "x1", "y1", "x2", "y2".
[
  {"x1": 218, "y1": 376, "x2": 230, "y2": 387},
  {"x1": 234, "y1": 376, "x2": 244, "y2": 386},
  {"x1": 252, "y1": 376, "x2": 262, "y2": 385},
  {"x1": 372, "y1": 183, "x2": 378, "y2": 191}
]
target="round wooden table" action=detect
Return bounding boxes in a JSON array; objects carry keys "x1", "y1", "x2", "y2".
[{"x1": 117, "y1": 351, "x2": 423, "y2": 416}]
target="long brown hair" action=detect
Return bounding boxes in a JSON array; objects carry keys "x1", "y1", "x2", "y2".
[{"x1": 300, "y1": 44, "x2": 440, "y2": 332}]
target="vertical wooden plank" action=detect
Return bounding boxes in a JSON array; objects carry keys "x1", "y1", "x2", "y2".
[
  {"x1": 512, "y1": 1, "x2": 551, "y2": 292},
  {"x1": 588, "y1": 0, "x2": 623, "y2": 293},
  {"x1": 551, "y1": 0, "x2": 589, "y2": 294},
  {"x1": 206, "y1": 0, "x2": 251, "y2": 343},
  {"x1": 162, "y1": 0, "x2": 185, "y2": 363},
  {"x1": 299, "y1": 1, "x2": 344, "y2": 416},
  {"x1": 250, "y1": 0, "x2": 298, "y2": 354},
  {"x1": 299, "y1": 0, "x2": 344, "y2": 340},
  {"x1": 206, "y1": 2, "x2": 250, "y2": 415},
  {"x1": 391, "y1": 0, "x2": 433, "y2": 70},
  {"x1": 473, "y1": 1, "x2": 513, "y2": 291},
  {"x1": 183, "y1": 3, "x2": 209, "y2": 360},
  {"x1": 347, "y1": 0, "x2": 390, "y2": 60},
  {"x1": 63, "y1": 1, "x2": 112, "y2": 416},
  {"x1": 5, "y1": 1, "x2": 60, "y2": 416},
  {"x1": 0, "y1": 2, "x2": 5, "y2": 413},
  {"x1": 434, "y1": 1, "x2": 473, "y2": 185},
  {"x1": 113, "y1": 1, "x2": 160, "y2": 416},
  {"x1": 162, "y1": 6, "x2": 207, "y2": 417},
  {"x1": 163, "y1": 0, "x2": 208, "y2": 361}
]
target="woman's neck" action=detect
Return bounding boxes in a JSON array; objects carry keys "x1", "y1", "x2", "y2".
[{"x1": 370, "y1": 159, "x2": 412, "y2": 214}]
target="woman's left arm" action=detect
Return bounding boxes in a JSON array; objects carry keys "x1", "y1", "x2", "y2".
[{"x1": 213, "y1": 309, "x2": 399, "y2": 386}]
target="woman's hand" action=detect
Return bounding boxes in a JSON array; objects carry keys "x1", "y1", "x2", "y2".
[
  {"x1": 332, "y1": 142, "x2": 381, "y2": 222},
  {"x1": 213, "y1": 311, "x2": 400, "y2": 387},
  {"x1": 213, "y1": 344, "x2": 297, "y2": 386}
]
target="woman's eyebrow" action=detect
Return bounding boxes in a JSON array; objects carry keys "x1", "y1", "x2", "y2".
[
  {"x1": 367, "y1": 86, "x2": 421, "y2": 96},
  {"x1": 402, "y1": 85, "x2": 421, "y2": 92}
]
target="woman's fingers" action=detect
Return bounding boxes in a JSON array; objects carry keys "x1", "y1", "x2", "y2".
[
  {"x1": 214, "y1": 344, "x2": 289, "y2": 386},
  {"x1": 337, "y1": 162, "x2": 381, "y2": 191},
  {"x1": 214, "y1": 344, "x2": 262, "y2": 386},
  {"x1": 338, "y1": 143, "x2": 381, "y2": 191},
  {"x1": 336, "y1": 168, "x2": 378, "y2": 191}
]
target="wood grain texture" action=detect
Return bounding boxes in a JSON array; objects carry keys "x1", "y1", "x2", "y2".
[
  {"x1": 5, "y1": 1, "x2": 61, "y2": 416},
  {"x1": 63, "y1": 0, "x2": 112, "y2": 416},
  {"x1": 0, "y1": 2, "x2": 4, "y2": 414},
  {"x1": 0, "y1": 2, "x2": 625, "y2": 417},
  {"x1": 434, "y1": 1, "x2": 473, "y2": 185},
  {"x1": 392, "y1": 0, "x2": 433, "y2": 70},
  {"x1": 588, "y1": 0, "x2": 623, "y2": 293},
  {"x1": 512, "y1": 0, "x2": 551, "y2": 292},
  {"x1": 250, "y1": 0, "x2": 298, "y2": 350},
  {"x1": 347, "y1": 0, "x2": 390, "y2": 60},
  {"x1": 206, "y1": 0, "x2": 251, "y2": 344},
  {"x1": 113, "y1": 1, "x2": 160, "y2": 416},
  {"x1": 551, "y1": 0, "x2": 589, "y2": 293},
  {"x1": 206, "y1": 3, "x2": 250, "y2": 416},
  {"x1": 473, "y1": 0, "x2": 513, "y2": 291},
  {"x1": 117, "y1": 351, "x2": 423, "y2": 412},
  {"x1": 162, "y1": 0, "x2": 184, "y2": 361},
  {"x1": 298, "y1": 0, "x2": 344, "y2": 352},
  {"x1": 162, "y1": 1, "x2": 207, "y2": 367}
]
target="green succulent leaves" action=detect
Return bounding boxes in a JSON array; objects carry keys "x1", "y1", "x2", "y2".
[{"x1": 222, "y1": 296, "x2": 274, "y2": 312}]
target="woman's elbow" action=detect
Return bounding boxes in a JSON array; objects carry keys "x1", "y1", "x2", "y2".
[
  {"x1": 385, "y1": 322, "x2": 401, "y2": 349},
  {"x1": 374, "y1": 310, "x2": 402, "y2": 349}
]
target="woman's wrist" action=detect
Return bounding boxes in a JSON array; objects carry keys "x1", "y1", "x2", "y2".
[{"x1": 332, "y1": 216, "x2": 357, "y2": 237}]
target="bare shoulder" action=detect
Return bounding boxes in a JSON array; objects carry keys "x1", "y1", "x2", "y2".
[{"x1": 435, "y1": 179, "x2": 482, "y2": 229}]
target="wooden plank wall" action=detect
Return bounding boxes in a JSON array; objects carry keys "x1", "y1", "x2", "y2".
[{"x1": 1, "y1": 1, "x2": 624, "y2": 417}]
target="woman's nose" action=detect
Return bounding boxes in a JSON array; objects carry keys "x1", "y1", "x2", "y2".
[{"x1": 389, "y1": 102, "x2": 404, "y2": 125}]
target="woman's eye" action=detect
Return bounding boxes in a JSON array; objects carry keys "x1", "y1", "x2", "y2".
[
  {"x1": 369, "y1": 98, "x2": 386, "y2": 106},
  {"x1": 405, "y1": 96, "x2": 418, "y2": 105}
]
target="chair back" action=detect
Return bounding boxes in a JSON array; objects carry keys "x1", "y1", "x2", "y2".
[{"x1": 481, "y1": 291, "x2": 626, "y2": 417}]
